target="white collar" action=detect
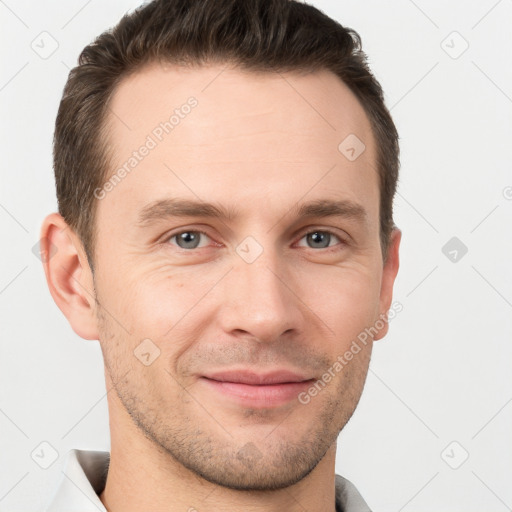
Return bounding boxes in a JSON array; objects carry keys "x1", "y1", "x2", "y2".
[
  {"x1": 45, "y1": 449, "x2": 371, "y2": 512},
  {"x1": 45, "y1": 449, "x2": 108, "y2": 512}
]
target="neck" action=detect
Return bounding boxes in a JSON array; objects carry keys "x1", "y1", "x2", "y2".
[{"x1": 100, "y1": 398, "x2": 338, "y2": 512}]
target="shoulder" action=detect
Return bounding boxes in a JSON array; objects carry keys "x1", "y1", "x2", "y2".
[{"x1": 334, "y1": 473, "x2": 372, "y2": 512}]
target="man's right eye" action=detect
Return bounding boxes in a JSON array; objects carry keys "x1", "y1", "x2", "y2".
[{"x1": 166, "y1": 230, "x2": 213, "y2": 250}]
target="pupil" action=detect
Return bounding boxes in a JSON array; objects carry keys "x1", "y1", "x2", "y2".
[
  {"x1": 309, "y1": 231, "x2": 329, "y2": 248},
  {"x1": 179, "y1": 232, "x2": 199, "y2": 248}
]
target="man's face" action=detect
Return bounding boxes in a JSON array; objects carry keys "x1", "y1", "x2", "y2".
[{"x1": 93, "y1": 63, "x2": 396, "y2": 490}]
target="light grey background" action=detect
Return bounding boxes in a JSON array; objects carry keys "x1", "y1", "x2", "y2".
[{"x1": 1, "y1": 0, "x2": 511, "y2": 511}]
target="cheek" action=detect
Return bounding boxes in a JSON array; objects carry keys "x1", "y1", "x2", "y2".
[
  {"x1": 114, "y1": 264, "x2": 223, "y2": 347},
  {"x1": 305, "y1": 265, "x2": 382, "y2": 346}
]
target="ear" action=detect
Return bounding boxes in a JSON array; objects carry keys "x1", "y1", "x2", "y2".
[
  {"x1": 374, "y1": 227, "x2": 401, "y2": 341},
  {"x1": 39, "y1": 212, "x2": 99, "y2": 340}
]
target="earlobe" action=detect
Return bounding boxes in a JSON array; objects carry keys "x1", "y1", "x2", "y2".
[
  {"x1": 374, "y1": 227, "x2": 401, "y2": 341},
  {"x1": 39, "y1": 213, "x2": 99, "y2": 340}
]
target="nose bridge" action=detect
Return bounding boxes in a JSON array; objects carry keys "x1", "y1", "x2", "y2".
[{"x1": 221, "y1": 241, "x2": 300, "y2": 342}]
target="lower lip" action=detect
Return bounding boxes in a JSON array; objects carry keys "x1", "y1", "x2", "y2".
[{"x1": 200, "y1": 377, "x2": 314, "y2": 408}]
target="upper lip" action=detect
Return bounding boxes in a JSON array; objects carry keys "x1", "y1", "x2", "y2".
[{"x1": 202, "y1": 369, "x2": 314, "y2": 385}]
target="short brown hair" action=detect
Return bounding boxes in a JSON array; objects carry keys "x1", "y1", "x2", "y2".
[{"x1": 54, "y1": 0, "x2": 399, "y2": 272}]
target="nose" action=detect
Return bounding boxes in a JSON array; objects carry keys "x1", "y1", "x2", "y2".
[{"x1": 217, "y1": 249, "x2": 304, "y2": 344}]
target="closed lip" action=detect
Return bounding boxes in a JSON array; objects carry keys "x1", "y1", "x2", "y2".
[{"x1": 201, "y1": 369, "x2": 314, "y2": 385}]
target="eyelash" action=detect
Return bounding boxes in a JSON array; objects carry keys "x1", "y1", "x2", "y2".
[{"x1": 163, "y1": 228, "x2": 347, "y2": 252}]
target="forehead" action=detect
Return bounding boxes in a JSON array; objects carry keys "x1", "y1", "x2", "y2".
[
  {"x1": 106, "y1": 62, "x2": 374, "y2": 147},
  {"x1": 98, "y1": 62, "x2": 379, "y2": 229}
]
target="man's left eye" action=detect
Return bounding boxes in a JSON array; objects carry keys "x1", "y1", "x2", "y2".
[{"x1": 297, "y1": 230, "x2": 343, "y2": 250}]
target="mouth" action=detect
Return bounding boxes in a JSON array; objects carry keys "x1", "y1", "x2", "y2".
[{"x1": 199, "y1": 369, "x2": 316, "y2": 408}]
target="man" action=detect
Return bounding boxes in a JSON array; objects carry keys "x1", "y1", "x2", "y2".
[{"x1": 40, "y1": 0, "x2": 401, "y2": 510}]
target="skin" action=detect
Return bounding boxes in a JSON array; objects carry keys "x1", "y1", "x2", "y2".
[{"x1": 41, "y1": 62, "x2": 400, "y2": 512}]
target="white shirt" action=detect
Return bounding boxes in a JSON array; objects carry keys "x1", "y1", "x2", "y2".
[{"x1": 44, "y1": 449, "x2": 372, "y2": 512}]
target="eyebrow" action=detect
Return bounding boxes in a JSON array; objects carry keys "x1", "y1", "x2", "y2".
[{"x1": 136, "y1": 197, "x2": 368, "y2": 227}]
